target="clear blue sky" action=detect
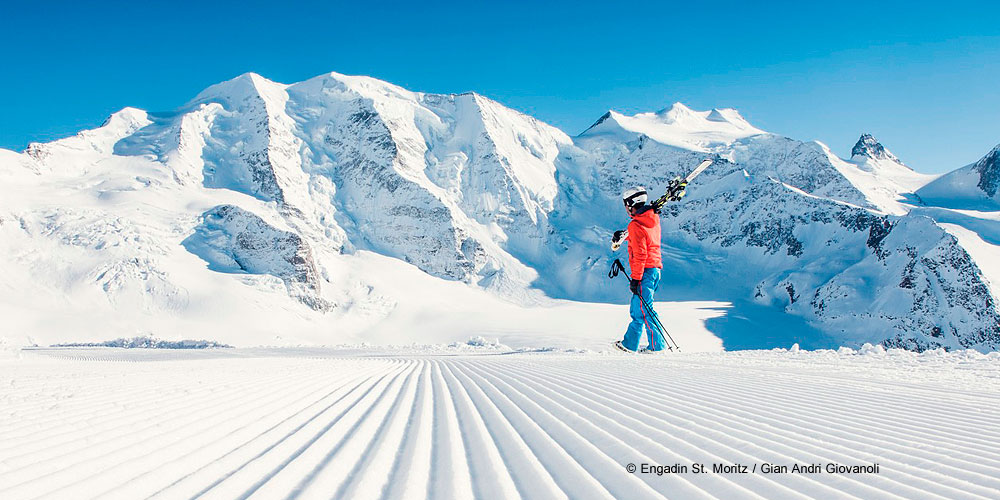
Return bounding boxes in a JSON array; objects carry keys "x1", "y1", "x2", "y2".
[{"x1": 2, "y1": 0, "x2": 998, "y2": 173}]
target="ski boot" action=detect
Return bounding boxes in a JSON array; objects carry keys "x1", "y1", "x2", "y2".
[{"x1": 613, "y1": 341, "x2": 635, "y2": 353}]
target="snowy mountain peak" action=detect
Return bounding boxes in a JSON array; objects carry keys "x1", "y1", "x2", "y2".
[
  {"x1": 290, "y1": 71, "x2": 422, "y2": 105},
  {"x1": 705, "y1": 108, "x2": 729, "y2": 122},
  {"x1": 655, "y1": 101, "x2": 695, "y2": 121},
  {"x1": 101, "y1": 107, "x2": 150, "y2": 131},
  {"x1": 578, "y1": 104, "x2": 764, "y2": 151},
  {"x1": 851, "y1": 134, "x2": 904, "y2": 166},
  {"x1": 190, "y1": 72, "x2": 287, "y2": 108},
  {"x1": 831, "y1": 134, "x2": 936, "y2": 213},
  {"x1": 974, "y1": 143, "x2": 1000, "y2": 197},
  {"x1": 579, "y1": 111, "x2": 616, "y2": 134},
  {"x1": 916, "y1": 142, "x2": 1000, "y2": 209},
  {"x1": 18, "y1": 106, "x2": 151, "y2": 165},
  {"x1": 708, "y1": 108, "x2": 756, "y2": 129}
]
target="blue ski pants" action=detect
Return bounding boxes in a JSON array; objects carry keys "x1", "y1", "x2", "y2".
[{"x1": 621, "y1": 267, "x2": 667, "y2": 351}]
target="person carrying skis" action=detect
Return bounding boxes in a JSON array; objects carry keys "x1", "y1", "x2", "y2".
[{"x1": 614, "y1": 186, "x2": 669, "y2": 353}]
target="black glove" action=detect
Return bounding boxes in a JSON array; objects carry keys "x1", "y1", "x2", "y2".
[
  {"x1": 610, "y1": 229, "x2": 629, "y2": 251},
  {"x1": 630, "y1": 278, "x2": 641, "y2": 295}
]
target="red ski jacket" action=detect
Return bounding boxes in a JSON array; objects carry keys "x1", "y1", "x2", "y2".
[{"x1": 626, "y1": 207, "x2": 663, "y2": 280}]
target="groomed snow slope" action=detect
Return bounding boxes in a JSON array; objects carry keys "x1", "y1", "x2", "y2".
[{"x1": 1, "y1": 347, "x2": 999, "y2": 499}]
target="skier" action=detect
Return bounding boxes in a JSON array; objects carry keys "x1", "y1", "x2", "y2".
[{"x1": 613, "y1": 186, "x2": 669, "y2": 353}]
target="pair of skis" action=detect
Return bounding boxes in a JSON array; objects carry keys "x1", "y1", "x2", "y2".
[{"x1": 611, "y1": 158, "x2": 713, "y2": 251}]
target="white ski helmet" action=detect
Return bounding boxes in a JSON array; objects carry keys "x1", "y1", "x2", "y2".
[{"x1": 622, "y1": 186, "x2": 648, "y2": 208}]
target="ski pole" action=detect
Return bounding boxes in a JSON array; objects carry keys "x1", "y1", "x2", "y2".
[
  {"x1": 637, "y1": 292, "x2": 680, "y2": 351},
  {"x1": 609, "y1": 259, "x2": 681, "y2": 351},
  {"x1": 633, "y1": 288, "x2": 675, "y2": 349},
  {"x1": 637, "y1": 294, "x2": 672, "y2": 351}
]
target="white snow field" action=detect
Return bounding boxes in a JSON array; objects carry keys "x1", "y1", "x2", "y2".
[{"x1": 1, "y1": 346, "x2": 999, "y2": 499}]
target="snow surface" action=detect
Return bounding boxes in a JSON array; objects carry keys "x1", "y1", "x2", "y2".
[
  {"x1": 918, "y1": 164, "x2": 1000, "y2": 211},
  {"x1": 1, "y1": 347, "x2": 998, "y2": 499}
]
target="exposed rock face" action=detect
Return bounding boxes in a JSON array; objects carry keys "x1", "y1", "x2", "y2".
[
  {"x1": 184, "y1": 205, "x2": 330, "y2": 311},
  {"x1": 280, "y1": 74, "x2": 563, "y2": 293},
  {"x1": 974, "y1": 145, "x2": 1000, "y2": 198},
  {"x1": 114, "y1": 72, "x2": 563, "y2": 299},
  {"x1": 192, "y1": 74, "x2": 287, "y2": 203},
  {"x1": 304, "y1": 88, "x2": 474, "y2": 281},
  {"x1": 852, "y1": 133, "x2": 902, "y2": 164},
  {"x1": 807, "y1": 215, "x2": 1000, "y2": 351}
]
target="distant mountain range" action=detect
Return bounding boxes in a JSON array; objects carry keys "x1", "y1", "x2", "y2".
[{"x1": 1, "y1": 71, "x2": 997, "y2": 351}]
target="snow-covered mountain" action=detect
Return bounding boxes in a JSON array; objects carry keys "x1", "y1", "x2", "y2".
[
  {"x1": 917, "y1": 143, "x2": 1000, "y2": 209},
  {"x1": 577, "y1": 103, "x2": 764, "y2": 152},
  {"x1": 0, "y1": 72, "x2": 593, "y2": 348},
  {"x1": 566, "y1": 113, "x2": 998, "y2": 351},
  {"x1": 1, "y1": 71, "x2": 997, "y2": 351}
]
